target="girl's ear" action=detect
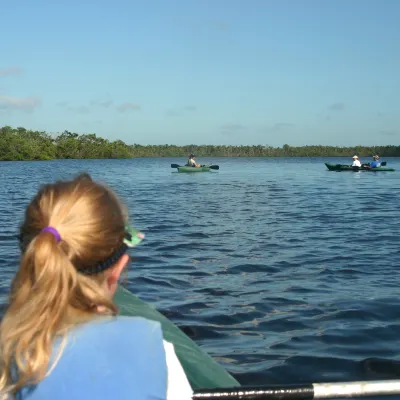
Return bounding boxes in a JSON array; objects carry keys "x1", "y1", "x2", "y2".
[{"x1": 106, "y1": 254, "x2": 129, "y2": 296}]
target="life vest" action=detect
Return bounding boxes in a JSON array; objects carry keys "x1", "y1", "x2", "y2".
[{"x1": 15, "y1": 316, "x2": 167, "y2": 399}]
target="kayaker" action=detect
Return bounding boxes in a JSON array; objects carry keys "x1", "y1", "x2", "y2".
[
  {"x1": 369, "y1": 155, "x2": 381, "y2": 168},
  {"x1": 351, "y1": 155, "x2": 362, "y2": 167},
  {"x1": 186, "y1": 153, "x2": 200, "y2": 168},
  {"x1": 0, "y1": 173, "x2": 193, "y2": 400}
]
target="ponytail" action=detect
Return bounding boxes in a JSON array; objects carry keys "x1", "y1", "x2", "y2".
[{"x1": 1, "y1": 230, "x2": 77, "y2": 392}]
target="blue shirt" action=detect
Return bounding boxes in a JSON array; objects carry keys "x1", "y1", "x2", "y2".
[
  {"x1": 370, "y1": 160, "x2": 381, "y2": 168},
  {"x1": 15, "y1": 317, "x2": 167, "y2": 400}
]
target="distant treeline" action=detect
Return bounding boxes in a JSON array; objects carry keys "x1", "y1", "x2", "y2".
[{"x1": 1, "y1": 126, "x2": 399, "y2": 161}]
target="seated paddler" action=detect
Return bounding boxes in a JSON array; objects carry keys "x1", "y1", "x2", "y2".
[
  {"x1": 186, "y1": 153, "x2": 200, "y2": 168},
  {"x1": 369, "y1": 155, "x2": 381, "y2": 168},
  {"x1": 0, "y1": 173, "x2": 193, "y2": 400}
]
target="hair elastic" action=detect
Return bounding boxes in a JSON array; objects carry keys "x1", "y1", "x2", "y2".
[{"x1": 41, "y1": 226, "x2": 62, "y2": 243}]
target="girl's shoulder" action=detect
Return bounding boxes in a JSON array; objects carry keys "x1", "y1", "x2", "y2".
[{"x1": 17, "y1": 316, "x2": 168, "y2": 399}]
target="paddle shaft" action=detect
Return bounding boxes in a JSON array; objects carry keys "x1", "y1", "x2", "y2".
[{"x1": 193, "y1": 379, "x2": 400, "y2": 399}]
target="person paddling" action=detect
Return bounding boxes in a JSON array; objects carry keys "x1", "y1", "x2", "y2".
[
  {"x1": 351, "y1": 155, "x2": 362, "y2": 167},
  {"x1": 369, "y1": 155, "x2": 381, "y2": 168},
  {"x1": 186, "y1": 153, "x2": 200, "y2": 168},
  {"x1": 0, "y1": 173, "x2": 193, "y2": 399}
]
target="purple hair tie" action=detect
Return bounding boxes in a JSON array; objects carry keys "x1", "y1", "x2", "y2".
[{"x1": 41, "y1": 226, "x2": 62, "y2": 243}]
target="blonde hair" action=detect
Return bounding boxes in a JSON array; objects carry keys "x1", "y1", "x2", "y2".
[{"x1": 0, "y1": 173, "x2": 127, "y2": 395}]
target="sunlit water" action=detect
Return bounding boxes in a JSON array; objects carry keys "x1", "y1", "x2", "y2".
[{"x1": 1, "y1": 157, "x2": 399, "y2": 392}]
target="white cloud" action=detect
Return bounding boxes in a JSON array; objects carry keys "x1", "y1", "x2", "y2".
[{"x1": 0, "y1": 95, "x2": 40, "y2": 112}]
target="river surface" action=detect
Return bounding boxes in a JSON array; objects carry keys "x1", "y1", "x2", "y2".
[{"x1": 1, "y1": 157, "x2": 399, "y2": 393}]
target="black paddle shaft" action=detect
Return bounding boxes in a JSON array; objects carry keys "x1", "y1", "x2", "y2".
[{"x1": 193, "y1": 385, "x2": 314, "y2": 399}]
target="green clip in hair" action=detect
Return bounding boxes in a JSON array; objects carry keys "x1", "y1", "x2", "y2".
[{"x1": 124, "y1": 225, "x2": 145, "y2": 248}]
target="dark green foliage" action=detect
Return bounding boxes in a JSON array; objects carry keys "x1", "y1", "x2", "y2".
[
  {"x1": 1, "y1": 126, "x2": 399, "y2": 161},
  {"x1": 0, "y1": 126, "x2": 131, "y2": 160}
]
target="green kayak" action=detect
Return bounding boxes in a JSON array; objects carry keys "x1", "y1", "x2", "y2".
[
  {"x1": 177, "y1": 166, "x2": 212, "y2": 173},
  {"x1": 325, "y1": 163, "x2": 395, "y2": 172},
  {"x1": 171, "y1": 163, "x2": 219, "y2": 173},
  {"x1": 114, "y1": 286, "x2": 238, "y2": 390}
]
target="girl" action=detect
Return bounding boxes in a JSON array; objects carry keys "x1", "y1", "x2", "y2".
[{"x1": 0, "y1": 173, "x2": 193, "y2": 399}]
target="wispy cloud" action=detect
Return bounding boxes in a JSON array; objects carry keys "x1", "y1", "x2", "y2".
[
  {"x1": 380, "y1": 130, "x2": 397, "y2": 136},
  {"x1": 91, "y1": 99, "x2": 113, "y2": 108},
  {"x1": 270, "y1": 122, "x2": 293, "y2": 132},
  {"x1": 221, "y1": 123, "x2": 245, "y2": 134},
  {"x1": 166, "y1": 105, "x2": 197, "y2": 117},
  {"x1": 209, "y1": 21, "x2": 229, "y2": 31},
  {"x1": 0, "y1": 95, "x2": 40, "y2": 112},
  {"x1": 68, "y1": 105, "x2": 91, "y2": 115},
  {"x1": 329, "y1": 102, "x2": 345, "y2": 111},
  {"x1": 100, "y1": 100, "x2": 113, "y2": 107},
  {"x1": 166, "y1": 108, "x2": 179, "y2": 117},
  {"x1": 0, "y1": 66, "x2": 22, "y2": 76},
  {"x1": 56, "y1": 101, "x2": 68, "y2": 107},
  {"x1": 117, "y1": 103, "x2": 141, "y2": 113},
  {"x1": 221, "y1": 123, "x2": 245, "y2": 131},
  {"x1": 184, "y1": 105, "x2": 197, "y2": 111}
]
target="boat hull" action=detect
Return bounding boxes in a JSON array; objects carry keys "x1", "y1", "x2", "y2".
[
  {"x1": 177, "y1": 166, "x2": 211, "y2": 172},
  {"x1": 325, "y1": 163, "x2": 395, "y2": 172},
  {"x1": 114, "y1": 286, "x2": 239, "y2": 389}
]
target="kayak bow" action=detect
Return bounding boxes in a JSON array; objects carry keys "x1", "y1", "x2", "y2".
[{"x1": 114, "y1": 286, "x2": 238, "y2": 389}]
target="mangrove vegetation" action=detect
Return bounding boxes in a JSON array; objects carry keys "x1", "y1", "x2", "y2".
[{"x1": 1, "y1": 126, "x2": 399, "y2": 161}]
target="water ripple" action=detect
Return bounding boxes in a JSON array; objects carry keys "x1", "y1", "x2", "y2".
[{"x1": 1, "y1": 157, "x2": 400, "y2": 395}]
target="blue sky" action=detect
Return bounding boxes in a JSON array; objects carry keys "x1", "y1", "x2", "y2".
[{"x1": 1, "y1": 0, "x2": 399, "y2": 146}]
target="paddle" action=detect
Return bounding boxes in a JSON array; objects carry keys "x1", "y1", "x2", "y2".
[
  {"x1": 193, "y1": 379, "x2": 400, "y2": 399},
  {"x1": 170, "y1": 164, "x2": 219, "y2": 170}
]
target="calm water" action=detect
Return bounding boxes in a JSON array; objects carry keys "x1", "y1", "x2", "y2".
[{"x1": 1, "y1": 157, "x2": 400, "y2": 390}]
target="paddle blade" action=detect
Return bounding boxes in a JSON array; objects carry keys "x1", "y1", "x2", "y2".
[
  {"x1": 381, "y1": 161, "x2": 387, "y2": 166},
  {"x1": 171, "y1": 164, "x2": 180, "y2": 168},
  {"x1": 209, "y1": 165, "x2": 219, "y2": 170}
]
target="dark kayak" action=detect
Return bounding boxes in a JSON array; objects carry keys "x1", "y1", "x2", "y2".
[
  {"x1": 325, "y1": 163, "x2": 395, "y2": 172},
  {"x1": 114, "y1": 286, "x2": 238, "y2": 390}
]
